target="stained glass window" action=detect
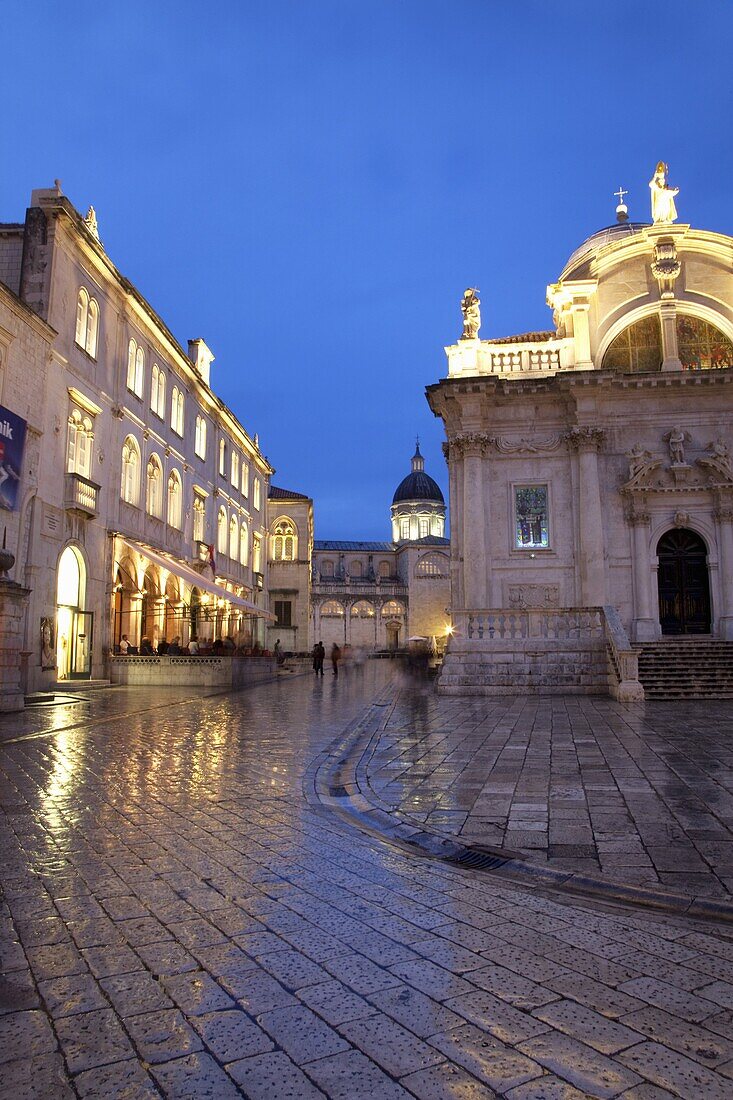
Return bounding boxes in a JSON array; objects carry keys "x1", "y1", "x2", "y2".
[
  {"x1": 676, "y1": 316, "x2": 733, "y2": 370},
  {"x1": 514, "y1": 485, "x2": 549, "y2": 550},
  {"x1": 602, "y1": 315, "x2": 662, "y2": 373}
]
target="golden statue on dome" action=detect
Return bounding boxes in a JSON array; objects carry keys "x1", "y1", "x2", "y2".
[{"x1": 649, "y1": 162, "x2": 679, "y2": 225}]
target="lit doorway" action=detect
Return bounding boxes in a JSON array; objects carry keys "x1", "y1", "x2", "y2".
[{"x1": 56, "y1": 546, "x2": 92, "y2": 680}]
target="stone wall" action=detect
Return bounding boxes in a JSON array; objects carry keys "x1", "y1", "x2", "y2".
[{"x1": 110, "y1": 654, "x2": 276, "y2": 688}]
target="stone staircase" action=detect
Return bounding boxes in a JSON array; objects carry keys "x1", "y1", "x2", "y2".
[{"x1": 634, "y1": 638, "x2": 733, "y2": 699}]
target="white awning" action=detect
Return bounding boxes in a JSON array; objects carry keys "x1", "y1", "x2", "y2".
[{"x1": 117, "y1": 536, "x2": 275, "y2": 621}]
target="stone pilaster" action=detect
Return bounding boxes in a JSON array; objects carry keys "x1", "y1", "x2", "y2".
[
  {"x1": 715, "y1": 503, "x2": 733, "y2": 639},
  {"x1": 451, "y1": 433, "x2": 491, "y2": 609},
  {"x1": 627, "y1": 509, "x2": 657, "y2": 641},
  {"x1": 566, "y1": 427, "x2": 607, "y2": 606}
]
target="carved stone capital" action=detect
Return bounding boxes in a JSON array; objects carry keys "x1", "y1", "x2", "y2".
[
  {"x1": 565, "y1": 426, "x2": 604, "y2": 452},
  {"x1": 449, "y1": 431, "x2": 493, "y2": 459},
  {"x1": 715, "y1": 508, "x2": 733, "y2": 523}
]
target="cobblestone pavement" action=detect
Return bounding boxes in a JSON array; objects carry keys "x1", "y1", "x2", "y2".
[
  {"x1": 364, "y1": 684, "x2": 733, "y2": 901},
  {"x1": 2, "y1": 667, "x2": 733, "y2": 1098}
]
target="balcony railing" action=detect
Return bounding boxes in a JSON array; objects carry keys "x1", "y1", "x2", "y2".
[
  {"x1": 64, "y1": 472, "x2": 99, "y2": 516},
  {"x1": 313, "y1": 578, "x2": 408, "y2": 595},
  {"x1": 446, "y1": 337, "x2": 574, "y2": 379}
]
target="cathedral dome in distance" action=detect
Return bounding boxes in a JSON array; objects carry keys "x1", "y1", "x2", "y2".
[{"x1": 392, "y1": 441, "x2": 444, "y2": 504}]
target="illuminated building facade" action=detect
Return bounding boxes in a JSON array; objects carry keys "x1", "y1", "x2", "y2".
[
  {"x1": 0, "y1": 183, "x2": 273, "y2": 695},
  {"x1": 267, "y1": 444, "x2": 451, "y2": 653},
  {"x1": 428, "y1": 169, "x2": 733, "y2": 696}
]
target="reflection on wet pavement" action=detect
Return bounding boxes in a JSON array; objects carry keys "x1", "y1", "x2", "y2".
[{"x1": 2, "y1": 666, "x2": 733, "y2": 1097}]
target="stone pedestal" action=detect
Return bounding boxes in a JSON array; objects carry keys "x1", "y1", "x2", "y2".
[{"x1": 0, "y1": 577, "x2": 31, "y2": 712}]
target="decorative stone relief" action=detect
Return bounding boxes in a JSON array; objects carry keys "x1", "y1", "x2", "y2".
[
  {"x1": 651, "y1": 237, "x2": 681, "y2": 299},
  {"x1": 83, "y1": 205, "x2": 100, "y2": 241},
  {"x1": 493, "y1": 435, "x2": 563, "y2": 454},
  {"x1": 697, "y1": 438, "x2": 733, "y2": 482},
  {"x1": 506, "y1": 583, "x2": 560, "y2": 608},
  {"x1": 623, "y1": 443, "x2": 661, "y2": 489},
  {"x1": 673, "y1": 511, "x2": 691, "y2": 527}
]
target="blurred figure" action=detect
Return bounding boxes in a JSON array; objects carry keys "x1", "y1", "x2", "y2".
[
  {"x1": 312, "y1": 640, "x2": 325, "y2": 676},
  {"x1": 331, "y1": 642, "x2": 342, "y2": 677}
]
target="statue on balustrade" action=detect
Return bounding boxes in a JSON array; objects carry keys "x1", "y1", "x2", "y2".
[{"x1": 460, "y1": 288, "x2": 481, "y2": 340}]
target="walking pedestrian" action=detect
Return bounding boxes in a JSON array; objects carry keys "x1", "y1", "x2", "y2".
[{"x1": 331, "y1": 642, "x2": 341, "y2": 677}]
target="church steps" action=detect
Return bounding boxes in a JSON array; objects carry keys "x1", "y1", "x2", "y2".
[{"x1": 634, "y1": 640, "x2": 733, "y2": 699}]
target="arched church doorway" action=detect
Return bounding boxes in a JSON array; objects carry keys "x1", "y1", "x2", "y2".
[
  {"x1": 657, "y1": 528, "x2": 711, "y2": 634},
  {"x1": 56, "y1": 545, "x2": 92, "y2": 680},
  {"x1": 386, "y1": 621, "x2": 401, "y2": 651}
]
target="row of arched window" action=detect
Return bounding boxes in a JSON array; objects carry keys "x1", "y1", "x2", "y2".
[
  {"x1": 119, "y1": 436, "x2": 181, "y2": 527},
  {"x1": 316, "y1": 552, "x2": 448, "y2": 579},
  {"x1": 321, "y1": 599, "x2": 405, "y2": 617}
]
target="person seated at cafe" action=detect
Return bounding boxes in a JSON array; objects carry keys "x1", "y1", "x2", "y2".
[
  {"x1": 119, "y1": 634, "x2": 130, "y2": 655},
  {"x1": 157, "y1": 638, "x2": 169, "y2": 655},
  {"x1": 188, "y1": 637, "x2": 199, "y2": 655},
  {"x1": 212, "y1": 637, "x2": 224, "y2": 655},
  {"x1": 168, "y1": 636, "x2": 182, "y2": 655},
  {"x1": 139, "y1": 636, "x2": 155, "y2": 655}
]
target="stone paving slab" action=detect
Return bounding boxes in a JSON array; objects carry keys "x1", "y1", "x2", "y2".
[
  {"x1": 359, "y1": 683, "x2": 733, "y2": 901},
  {"x1": 3, "y1": 668, "x2": 733, "y2": 1097}
]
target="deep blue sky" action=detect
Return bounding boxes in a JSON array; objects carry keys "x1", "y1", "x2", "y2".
[{"x1": 3, "y1": 1, "x2": 732, "y2": 538}]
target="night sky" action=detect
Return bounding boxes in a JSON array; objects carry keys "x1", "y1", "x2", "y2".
[{"x1": 3, "y1": 1, "x2": 732, "y2": 538}]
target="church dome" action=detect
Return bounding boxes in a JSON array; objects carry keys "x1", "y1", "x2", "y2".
[
  {"x1": 392, "y1": 443, "x2": 444, "y2": 504},
  {"x1": 561, "y1": 221, "x2": 650, "y2": 279}
]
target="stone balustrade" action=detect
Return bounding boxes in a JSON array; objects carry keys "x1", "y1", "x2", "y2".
[
  {"x1": 446, "y1": 337, "x2": 573, "y2": 379},
  {"x1": 110, "y1": 654, "x2": 276, "y2": 688}
]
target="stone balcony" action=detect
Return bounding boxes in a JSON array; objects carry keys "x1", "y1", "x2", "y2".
[
  {"x1": 313, "y1": 578, "x2": 408, "y2": 598},
  {"x1": 445, "y1": 334, "x2": 575, "y2": 379},
  {"x1": 64, "y1": 472, "x2": 100, "y2": 516}
]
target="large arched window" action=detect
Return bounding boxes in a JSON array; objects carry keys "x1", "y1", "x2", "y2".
[
  {"x1": 252, "y1": 535, "x2": 262, "y2": 573},
  {"x1": 350, "y1": 559, "x2": 363, "y2": 578},
  {"x1": 146, "y1": 454, "x2": 163, "y2": 518},
  {"x1": 321, "y1": 600, "x2": 344, "y2": 617},
  {"x1": 121, "y1": 435, "x2": 141, "y2": 505},
  {"x1": 415, "y1": 552, "x2": 450, "y2": 578},
  {"x1": 676, "y1": 316, "x2": 733, "y2": 370},
  {"x1": 217, "y1": 506, "x2": 228, "y2": 555},
  {"x1": 151, "y1": 364, "x2": 166, "y2": 418},
  {"x1": 381, "y1": 600, "x2": 404, "y2": 618},
  {"x1": 167, "y1": 469, "x2": 182, "y2": 528},
  {"x1": 240, "y1": 521, "x2": 249, "y2": 565},
  {"x1": 272, "y1": 518, "x2": 297, "y2": 561},
  {"x1": 351, "y1": 600, "x2": 375, "y2": 618},
  {"x1": 229, "y1": 514, "x2": 239, "y2": 560},
  {"x1": 231, "y1": 451, "x2": 239, "y2": 487},
  {"x1": 219, "y1": 438, "x2": 227, "y2": 476},
  {"x1": 66, "y1": 409, "x2": 94, "y2": 478},
  {"x1": 127, "y1": 339, "x2": 144, "y2": 396},
  {"x1": 320, "y1": 560, "x2": 334, "y2": 578},
  {"x1": 170, "y1": 386, "x2": 184, "y2": 436},
  {"x1": 603, "y1": 313, "x2": 733, "y2": 373},
  {"x1": 75, "y1": 288, "x2": 99, "y2": 358}
]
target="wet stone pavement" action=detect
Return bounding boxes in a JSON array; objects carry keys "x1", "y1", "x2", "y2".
[
  {"x1": 1, "y1": 667, "x2": 733, "y2": 1098},
  {"x1": 365, "y1": 688, "x2": 733, "y2": 900}
]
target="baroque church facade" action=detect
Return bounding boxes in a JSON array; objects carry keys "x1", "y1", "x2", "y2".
[
  {"x1": 428, "y1": 165, "x2": 733, "y2": 698},
  {"x1": 266, "y1": 444, "x2": 451, "y2": 653}
]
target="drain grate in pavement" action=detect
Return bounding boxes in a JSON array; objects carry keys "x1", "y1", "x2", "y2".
[{"x1": 450, "y1": 848, "x2": 510, "y2": 870}]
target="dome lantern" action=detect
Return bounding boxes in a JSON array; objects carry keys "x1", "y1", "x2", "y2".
[{"x1": 391, "y1": 440, "x2": 446, "y2": 543}]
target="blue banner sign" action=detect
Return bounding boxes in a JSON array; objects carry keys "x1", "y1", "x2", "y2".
[{"x1": 0, "y1": 404, "x2": 28, "y2": 512}]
